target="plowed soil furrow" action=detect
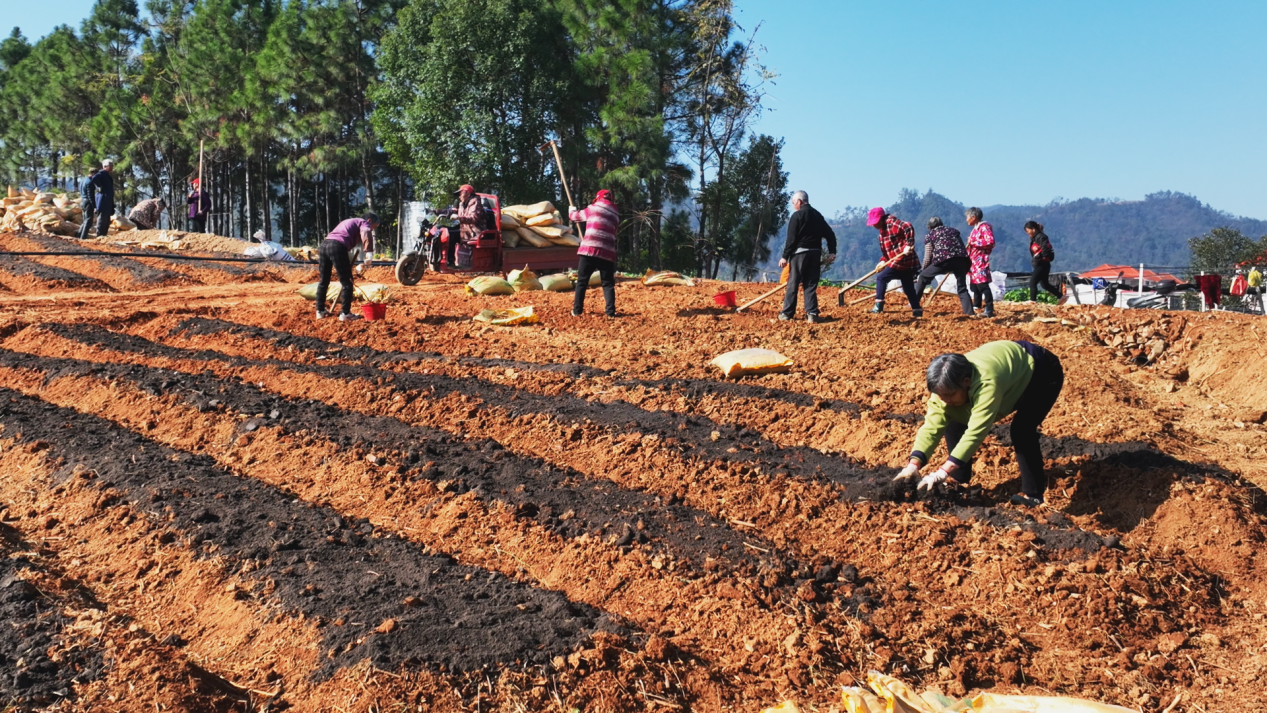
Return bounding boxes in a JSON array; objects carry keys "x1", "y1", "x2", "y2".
[
  {"x1": 0, "y1": 517, "x2": 257, "y2": 712},
  {"x1": 0, "y1": 233, "x2": 188, "y2": 289},
  {"x1": 0, "y1": 389, "x2": 617, "y2": 685},
  {"x1": 0, "y1": 521, "x2": 104, "y2": 708},
  {"x1": 0, "y1": 254, "x2": 111, "y2": 293}
]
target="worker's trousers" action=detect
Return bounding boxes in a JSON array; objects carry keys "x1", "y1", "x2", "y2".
[
  {"x1": 95, "y1": 209, "x2": 113, "y2": 238},
  {"x1": 1029, "y1": 261, "x2": 1061, "y2": 301},
  {"x1": 574, "y1": 255, "x2": 616, "y2": 317},
  {"x1": 874, "y1": 266, "x2": 919, "y2": 309},
  {"x1": 316, "y1": 239, "x2": 355, "y2": 315},
  {"x1": 77, "y1": 204, "x2": 95, "y2": 239},
  {"x1": 943, "y1": 345, "x2": 1063, "y2": 499},
  {"x1": 914, "y1": 256, "x2": 973, "y2": 315},
  {"x1": 780, "y1": 251, "x2": 821, "y2": 319}
]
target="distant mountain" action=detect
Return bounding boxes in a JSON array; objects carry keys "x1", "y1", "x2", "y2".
[{"x1": 789, "y1": 189, "x2": 1267, "y2": 281}]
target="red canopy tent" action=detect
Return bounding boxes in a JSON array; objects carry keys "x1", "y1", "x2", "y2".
[{"x1": 1080, "y1": 264, "x2": 1183, "y2": 284}]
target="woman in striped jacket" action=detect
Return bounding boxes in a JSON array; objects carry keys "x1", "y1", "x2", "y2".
[{"x1": 568, "y1": 190, "x2": 620, "y2": 317}]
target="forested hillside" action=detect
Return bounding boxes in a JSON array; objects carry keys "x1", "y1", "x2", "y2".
[{"x1": 808, "y1": 189, "x2": 1267, "y2": 280}]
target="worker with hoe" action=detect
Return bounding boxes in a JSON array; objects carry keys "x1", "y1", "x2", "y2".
[
  {"x1": 777, "y1": 191, "x2": 836, "y2": 322},
  {"x1": 89, "y1": 159, "x2": 116, "y2": 237},
  {"x1": 914, "y1": 216, "x2": 973, "y2": 315},
  {"x1": 569, "y1": 189, "x2": 620, "y2": 317},
  {"x1": 76, "y1": 168, "x2": 99, "y2": 240},
  {"x1": 128, "y1": 197, "x2": 167, "y2": 230},
  {"x1": 893, "y1": 340, "x2": 1065, "y2": 507},
  {"x1": 966, "y1": 207, "x2": 995, "y2": 317},
  {"x1": 187, "y1": 178, "x2": 212, "y2": 233},
  {"x1": 316, "y1": 212, "x2": 379, "y2": 321},
  {"x1": 866, "y1": 207, "x2": 920, "y2": 316}
]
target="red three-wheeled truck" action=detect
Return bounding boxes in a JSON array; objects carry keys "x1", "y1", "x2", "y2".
[{"x1": 393, "y1": 193, "x2": 579, "y2": 285}]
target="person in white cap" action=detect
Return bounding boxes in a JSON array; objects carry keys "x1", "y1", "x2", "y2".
[{"x1": 90, "y1": 159, "x2": 116, "y2": 237}]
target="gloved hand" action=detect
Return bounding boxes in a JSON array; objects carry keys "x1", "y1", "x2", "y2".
[
  {"x1": 917, "y1": 467, "x2": 952, "y2": 493},
  {"x1": 876, "y1": 261, "x2": 886, "y2": 271},
  {"x1": 822, "y1": 253, "x2": 836, "y2": 267},
  {"x1": 568, "y1": 206, "x2": 577, "y2": 213},
  {"x1": 778, "y1": 258, "x2": 788, "y2": 268},
  {"x1": 892, "y1": 460, "x2": 921, "y2": 482}
]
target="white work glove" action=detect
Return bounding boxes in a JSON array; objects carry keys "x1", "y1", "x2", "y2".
[
  {"x1": 892, "y1": 461, "x2": 921, "y2": 482},
  {"x1": 876, "y1": 261, "x2": 887, "y2": 271},
  {"x1": 568, "y1": 206, "x2": 577, "y2": 213},
  {"x1": 822, "y1": 253, "x2": 836, "y2": 267},
  {"x1": 917, "y1": 467, "x2": 952, "y2": 493}
]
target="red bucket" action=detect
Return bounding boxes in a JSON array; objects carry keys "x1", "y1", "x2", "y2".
[
  {"x1": 713, "y1": 290, "x2": 738, "y2": 308},
  {"x1": 361, "y1": 303, "x2": 387, "y2": 321}
]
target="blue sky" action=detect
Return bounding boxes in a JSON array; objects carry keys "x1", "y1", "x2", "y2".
[{"x1": 9, "y1": 0, "x2": 1266, "y2": 219}]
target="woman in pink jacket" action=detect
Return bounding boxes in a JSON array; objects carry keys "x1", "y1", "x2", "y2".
[
  {"x1": 568, "y1": 189, "x2": 620, "y2": 317},
  {"x1": 966, "y1": 207, "x2": 995, "y2": 318}
]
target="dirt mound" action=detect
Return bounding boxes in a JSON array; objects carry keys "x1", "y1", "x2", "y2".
[{"x1": 0, "y1": 269, "x2": 1265, "y2": 711}]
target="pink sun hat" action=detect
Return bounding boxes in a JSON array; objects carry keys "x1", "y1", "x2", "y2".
[{"x1": 866, "y1": 207, "x2": 885, "y2": 226}]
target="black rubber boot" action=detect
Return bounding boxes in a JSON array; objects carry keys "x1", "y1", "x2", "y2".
[{"x1": 869, "y1": 301, "x2": 884, "y2": 314}]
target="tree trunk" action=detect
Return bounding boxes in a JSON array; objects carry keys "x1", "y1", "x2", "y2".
[{"x1": 245, "y1": 158, "x2": 255, "y2": 239}]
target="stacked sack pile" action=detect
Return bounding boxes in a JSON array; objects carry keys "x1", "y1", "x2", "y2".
[
  {"x1": 1, "y1": 186, "x2": 85, "y2": 236},
  {"x1": 499, "y1": 201, "x2": 581, "y2": 249}
]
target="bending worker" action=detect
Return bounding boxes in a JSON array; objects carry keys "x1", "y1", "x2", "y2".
[
  {"x1": 316, "y1": 212, "x2": 379, "y2": 321},
  {"x1": 865, "y1": 207, "x2": 920, "y2": 315},
  {"x1": 894, "y1": 340, "x2": 1065, "y2": 507},
  {"x1": 914, "y1": 216, "x2": 973, "y2": 315}
]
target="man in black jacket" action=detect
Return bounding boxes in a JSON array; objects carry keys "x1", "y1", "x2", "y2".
[
  {"x1": 76, "y1": 168, "x2": 99, "y2": 240},
  {"x1": 778, "y1": 191, "x2": 837, "y2": 323},
  {"x1": 90, "y1": 159, "x2": 116, "y2": 237}
]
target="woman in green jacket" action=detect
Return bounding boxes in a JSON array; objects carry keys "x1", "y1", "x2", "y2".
[{"x1": 894, "y1": 340, "x2": 1064, "y2": 506}]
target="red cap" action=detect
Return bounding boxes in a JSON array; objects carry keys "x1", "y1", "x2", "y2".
[
  {"x1": 457, "y1": 184, "x2": 475, "y2": 194},
  {"x1": 191, "y1": 178, "x2": 200, "y2": 186},
  {"x1": 595, "y1": 189, "x2": 613, "y2": 202}
]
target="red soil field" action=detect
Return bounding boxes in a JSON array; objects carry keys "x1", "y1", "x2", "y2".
[{"x1": 0, "y1": 233, "x2": 1264, "y2": 712}]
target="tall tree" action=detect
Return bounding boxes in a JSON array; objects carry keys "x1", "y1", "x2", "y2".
[
  {"x1": 374, "y1": 0, "x2": 573, "y2": 202},
  {"x1": 1189, "y1": 228, "x2": 1263, "y2": 274},
  {"x1": 723, "y1": 134, "x2": 787, "y2": 280}
]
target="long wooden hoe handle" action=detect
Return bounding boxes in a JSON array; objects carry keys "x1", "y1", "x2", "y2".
[
  {"x1": 736, "y1": 264, "x2": 791, "y2": 313},
  {"x1": 836, "y1": 247, "x2": 913, "y2": 307},
  {"x1": 548, "y1": 140, "x2": 581, "y2": 236}
]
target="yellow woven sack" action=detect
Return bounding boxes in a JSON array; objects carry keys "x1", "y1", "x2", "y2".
[
  {"x1": 642, "y1": 269, "x2": 695, "y2": 287},
  {"x1": 507, "y1": 265, "x2": 542, "y2": 292},
  {"x1": 709, "y1": 349, "x2": 792, "y2": 378},
  {"x1": 539, "y1": 274, "x2": 573, "y2": 292},
  {"x1": 502, "y1": 229, "x2": 521, "y2": 248},
  {"x1": 547, "y1": 233, "x2": 580, "y2": 247},
  {"x1": 526, "y1": 212, "x2": 559, "y2": 227},
  {"x1": 465, "y1": 276, "x2": 516, "y2": 296},
  {"x1": 971, "y1": 694, "x2": 1135, "y2": 713},
  {"x1": 473, "y1": 306, "x2": 539, "y2": 325},
  {"x1": 529, "y1": 224, "x2": 568, "y2": 239},
  {"x1": 501, "y1": 201, "x2": 555, "y2": 219},
  {"x1": 499, "y1": 212, "x2": 521, "y2": 228},
  {"x1": 296, "y1": 282, "x2": 390, "y2": 302},
  {"x1": 516, "y1": 227, "x2": 552, "y2": 248}
]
